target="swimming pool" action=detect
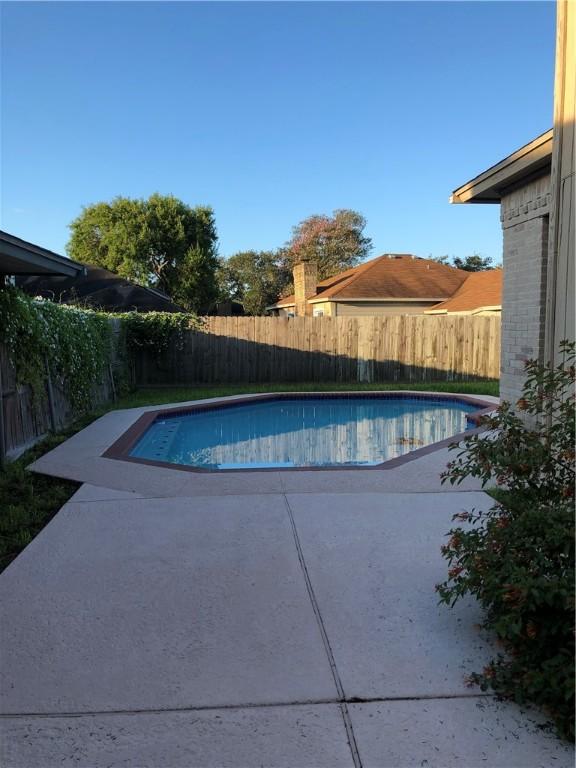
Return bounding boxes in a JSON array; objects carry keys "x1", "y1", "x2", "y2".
[{"x1": 119, "y1": 394, "x2": 488, "y2": 471}]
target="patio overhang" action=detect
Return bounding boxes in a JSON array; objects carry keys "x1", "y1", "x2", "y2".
[
  {"x1": 0, "y1": 230, "x2": 86, "y2": 277},
  {"x1": 450, "y1": 129, "x2": 553, "y2": 204}
]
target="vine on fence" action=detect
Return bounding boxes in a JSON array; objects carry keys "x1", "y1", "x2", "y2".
[
  {"x1": 0, "y1": 287, "x2": 112, "y2": 411},
  {"x1": 0, "y1": 288, "x2": 205, "y2": 414}
]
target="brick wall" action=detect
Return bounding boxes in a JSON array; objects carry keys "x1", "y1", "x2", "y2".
[{"x1": 499, "y1": 175, "x2": 551, "y2": 404}]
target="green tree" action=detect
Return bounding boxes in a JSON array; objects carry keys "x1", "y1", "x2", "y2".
[
  {"x1": 218, "y1": 250, "x2": 290, "y2": 315},
  {"x1": 430, "y1": 253, "x2": 495, "y2": 271},
  {"x1": 283, "y1": 209, "x2": 372, "y2": 280},
  {"x1": 429, "y1": 255, "x2": 451, "y2": 266},
  {"x1": 67, "y1": 194, "x2": 219, "y2": 313},
  {"x1": 453, "y1": 253, "x2": 494, "y2": 271}
]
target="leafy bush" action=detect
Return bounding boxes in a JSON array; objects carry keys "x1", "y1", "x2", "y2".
[
  {"x1": 120, "y1": 311, "x2": 204, "y2": 355},
  {"x1": 437, "y1": 342, "x2": 575, "y2": 741}
]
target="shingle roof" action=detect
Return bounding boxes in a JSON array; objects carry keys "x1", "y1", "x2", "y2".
[
  {"x1": 270, "y1": 254, "x2": 469, "y2": 307},
  {"x1": 425, "y1": 270, "x2": 502, "y2": 314},
  {"x1": 273, "y1": 294, "x2": 297, "y2": 307}
]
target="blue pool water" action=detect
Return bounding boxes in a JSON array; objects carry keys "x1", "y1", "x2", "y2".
[{"x1": 130, "y1": 396, "x2": 478, "y2": 470}]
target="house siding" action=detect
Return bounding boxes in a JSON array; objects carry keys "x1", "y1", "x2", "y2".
[
  {"x1": 273, "y1": 306, "x2": 295, "y2": 317},
  {"x1": 500, "y1": 175, "x2": 551, "y2": 404},
  {"x1": 274, "y1": 300, "x2": 443, "y2": 317},
  {"x1": 332, "y1": 301, "x2": 437, "y2": 317},
  {"x1": 310, "y1": 301, "x2": 335, "y2": 316}
]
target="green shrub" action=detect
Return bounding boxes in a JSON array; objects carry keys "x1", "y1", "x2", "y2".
[
  {"x1": 120, "y1": 311, "x2": 203, "y2": 355},
  {"x1": 437, "y1": 341, "x2": 575, "y2": 741}
]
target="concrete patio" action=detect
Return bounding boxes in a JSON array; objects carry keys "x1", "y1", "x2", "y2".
[{"x1": 1, "y1": 397, "x2": 574, "y2": 767}]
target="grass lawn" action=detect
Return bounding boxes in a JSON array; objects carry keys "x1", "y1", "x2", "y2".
[
  {"x1": 115, "y1": 379, "x2": 499, "y2": 409},
  {"x1": 1, "y1": 379, "x2": 498, "y2": 573}
]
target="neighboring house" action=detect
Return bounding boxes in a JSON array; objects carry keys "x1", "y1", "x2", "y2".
[
  {"x1": 267, "y1": 254, "x2": 469, "y2": 317},
  {"x1": 0, "y1": 230, "x2": 85, "y2": 279},
  {"x1": 17, "y1": 263, "x2": 183, "y2": 313},
  {"x1": 425, "y1": 270, "x2": 502, "y2": 316}
]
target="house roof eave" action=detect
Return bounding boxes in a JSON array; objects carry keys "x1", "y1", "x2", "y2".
[
  {"x1": 309, "y1": 296, "x2": 449, "y2": 304},
  {"x1": 0, "y1": 231, "x2": 86, "y2": 277},
  {"x1": 451, "y1": 129, "x2": 553, "y2": 205},
  {"x1": 266, "y1": 302, "x2": 295, "y2": 310}
]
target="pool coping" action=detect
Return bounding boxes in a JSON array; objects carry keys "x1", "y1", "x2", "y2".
[{"x1": 102, "y1": 392, "x2": 496, "y2": 474}]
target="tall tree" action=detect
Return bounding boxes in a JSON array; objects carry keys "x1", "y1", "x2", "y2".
[
  {"x1": 452, "y1": 253, "x2": 494, "y2": 272},
  {"x1": 283, "y1": 209, "x2": 372, "y2": 279},
  {"x1": 218, "y1": 250, "x2": 290, "y2": 315},
  {"x1": 67, "y1": 194, "x2": 219, "y2": 312},
  {"x1": 430, "y1": 253, "x2": 495, "y2": 271}
]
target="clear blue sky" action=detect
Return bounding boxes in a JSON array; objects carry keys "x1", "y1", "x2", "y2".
[{"x1": 1, "y1": 1, "x2": 556, "y2": 266}]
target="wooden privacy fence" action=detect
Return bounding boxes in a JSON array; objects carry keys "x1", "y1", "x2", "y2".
[
  {"x1": 0, "y1": 336, "x2": 118, "y2": 462},
  {"x1": 136, "y1": 314, "x2": 501, "y2": 385}
]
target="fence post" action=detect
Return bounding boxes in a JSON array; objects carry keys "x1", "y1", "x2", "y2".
[
  {"x1": 45, "y1": 358, "x2": 57, "y2": 432},
  {"x1": 0, "y1": 359, "x2": 6, "y2": 469},
  {"x1": 108, "y1": 364, "x2": 117, "y2": 402}
]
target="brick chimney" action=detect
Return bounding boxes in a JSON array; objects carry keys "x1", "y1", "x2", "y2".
[{"x1": 293, "y1": 260, "x2": 318, "y2": 316}]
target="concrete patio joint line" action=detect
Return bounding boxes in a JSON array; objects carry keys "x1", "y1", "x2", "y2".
[
  {"x1": 0, "y1": 698, "x2": 341, "y2": 720},
  {"x1": 344, "y1": 691, "x2": 494, "y2": 704},
  {"x1": 0, "y1": 693, "x2": 496, "y2": 721},
  {"x1": 282, "y1": 494, "x2": 363, "y2": 768}
]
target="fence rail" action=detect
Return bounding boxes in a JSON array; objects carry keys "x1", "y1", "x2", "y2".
[{"x1": 136, "y1": 315, "x2": 501, "y2": 385}]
